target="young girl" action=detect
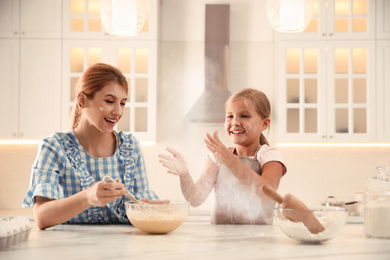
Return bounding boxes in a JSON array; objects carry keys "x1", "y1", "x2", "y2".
[
  {"x1": 159, "y1": 88, "x2": 286, "y2": 224},
  {"x1": 22, "y1": 63, "x2": 160, "y2": 229}
]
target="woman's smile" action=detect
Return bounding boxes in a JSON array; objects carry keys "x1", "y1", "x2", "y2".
[{"x1": 104, "y1": 117, "x2": 117, "y2": 126}]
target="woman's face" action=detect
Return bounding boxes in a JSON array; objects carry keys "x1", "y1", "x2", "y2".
[
  {"x1": 224, "y1": 98, "x2": 269, "y2": 147},
  {"x1": 81, "y1": 82, "x2": 127, "y2": 134}
]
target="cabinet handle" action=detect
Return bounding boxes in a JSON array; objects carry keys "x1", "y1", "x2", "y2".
[
  {"x1": 329, "y1": 33, "x2": 333, "y2": 37},
  {"x1": 322, "y1": 33, "x2": 326, "y2": 37},
  {"x1": 13, "y1": 133, "x2": 17, "y2": 137},
  {"x1": 21, "y1": 31, "x2": 25, "y2": 36},
  {"x1": 20, "y1": 133, "x2": 24, "y2": 137},
  {"x1": 322, "y1": 135, "x2": 326, "y2": 138},
  {"x1": 329, "y1": 135, "x2": 334, "y2": 139},
  {"x1": 14, "y1": 31, "x2": 18, "y2": 35}
]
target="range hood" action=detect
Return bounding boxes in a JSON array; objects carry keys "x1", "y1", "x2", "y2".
[{"x1": 184, "y1": 4, "x2": 231, "y2": 124}]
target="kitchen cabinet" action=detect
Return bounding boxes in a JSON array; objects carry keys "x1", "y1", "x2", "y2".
[
  {"x1": 0, "y1": 39, "x2": 62, "y2": 140},
  {"x1": 61, "y1": 0, "x2": 158, "y2": 141},
  {"x1": 376, "y1": 41, "x2": 390, "y2": 141},
  {"x1": 376, "y1": 0, "x2": 390, "y2": 39},
  {"x1": 0, "y1": 0, "x2": 62, "y2": 39},
  {"x1": 276, "y1": 0, "x2": 379, "y2": 142},
  {"x1": 277, "y1": 0, "x2": 376, "y2": 41},
  {"x1": 63, "y1": 0, "x2": 158, "y2": 40},
  {"x1": 276, "y1": 41, "x2": 375, "y2": 142},
  {"x1": 19, "y1": 40, "x2": 62, "y2": 139},
  {"x1": 0, "y1": 40, "x2": 19, "y2": 138},
  {"x1": 0, "y1": 0, "x2": 62, "y2": 140}
]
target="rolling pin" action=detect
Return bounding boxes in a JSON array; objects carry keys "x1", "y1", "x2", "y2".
[{"x1": 262, "y1": 185, "x2": 325, "y2": 234}]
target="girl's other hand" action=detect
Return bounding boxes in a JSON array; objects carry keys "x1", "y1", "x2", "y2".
[
  {"x1": 204, "y1": 131, "x2": 231, "y2": 165},
  {"x1": 158, "y1": 147, "x2": 189, "y2": 176},
  {"x1": 86, "y1": 179, "x2": 127, "y2": 207}
]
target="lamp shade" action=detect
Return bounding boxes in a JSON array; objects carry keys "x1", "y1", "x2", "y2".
[
  {"x1": 101, "y1": 0, "x2": 147, "y2": 36},
  {"x1": 267, "y1": 0, "x2": 313, "y2": 33}
]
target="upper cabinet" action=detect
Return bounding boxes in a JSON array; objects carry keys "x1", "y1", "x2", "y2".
[
  {"x1": 276, "y1": 0, "x2": 376, "y2": 41},
  {"x1": 0, "y1": 39, "x2": 19, "y2": 138},
  {"x1": 376, "y1": 41, "x2": 390, "y2": 141},
  {"x1": 63, "y1": 0, "x2": 158, "y2": 40},
  {"x1": 276, "y1": 41, "x2": 375, "y2": 142},
  {"x1": 276, "y1": 0, "x2": 381, "y2": 142},
  {"x1": 376, "y1": 0, "x2": 390, "y2": 39},
  {"x1": 61, "y1": 0, "x2": 159, "y2": 142},
  {"x1": 0, "y1": 0, "x2": 158, "y2": 142},
  {"x1": 0, "y1": 0, "x2": 62, "y2": 140},
  {"x1": 0, "y1": 0, "x2": 62, "y2": 39}
]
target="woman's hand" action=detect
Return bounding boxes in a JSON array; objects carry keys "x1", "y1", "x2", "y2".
[
  {"x1": 204, "y1": 131, "x2": 233, "y2": 165},
  {"x1": 33, "y1": 178, "x2": 127, "y2": 230},
  {"x1": 86, "y1": 179, "x2": 127, "y2": 207},
  {"x1": 158, "y1": 147, "x2": 189, "y2": 176}
]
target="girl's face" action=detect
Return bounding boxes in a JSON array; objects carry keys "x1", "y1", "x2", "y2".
[
  {"x1": 224, "y1": 98, "x2": 270, "y2": 147},
  {"x1": 81, "y1": 82, "x2": 127, "y2": 134}
]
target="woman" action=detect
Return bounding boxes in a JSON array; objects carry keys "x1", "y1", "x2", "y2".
[{"x1": 23, "y1": 63, "x2": 159, "y2": 229}]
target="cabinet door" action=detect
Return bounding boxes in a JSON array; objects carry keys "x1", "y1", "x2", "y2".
[
  {"x1": 276, "y1": 41, "x2": 327, "y2": 142},
  {"x1": 63, "y1": 0, "x2": 158, "y2": 40},
  {"x1": 0, "y1": 40, "x2": 19, "y2": 138},
  {"x1": 327, "y1": 41, "x2": 376, "y2": 142},
  {"x1": 376, "y1": 41, "x2": 390, "y2": 141},
  {"x1": 327, "y1": 0, "x2": 375, "y2": 40},
  {"x1": 20, "y1": 0, "x2": 62, "y2": 38},
  {"x1": 276, "y1": 0, "x2": 327, "y2": 41},
  {"x1": 63, "y1": 0, "x2": 108, "y2": 39},
  {"x1": 376, "y1": 0, "x2": 390, "y2": 39},
  {"x1": 277, "y1": 41, "x2": 375, "y2": 142},
  {"x1": 276, "y1": 0, "x2": 375, "y2": 41},
  {"x1": 0, "y1": 0, "x2": 20, "y2": 38},
  {"x1": 19, "y1": 39, "x2": 62, "y2": 139}
]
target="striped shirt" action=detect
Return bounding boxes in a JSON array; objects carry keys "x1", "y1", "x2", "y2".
[{"x1": 22, "y1": 130, "x2": 159, "y2": 224}]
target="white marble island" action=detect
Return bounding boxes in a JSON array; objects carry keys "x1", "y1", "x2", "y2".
[{"x1": 1, "y1": 219, "x2": 390, "y2": 260}]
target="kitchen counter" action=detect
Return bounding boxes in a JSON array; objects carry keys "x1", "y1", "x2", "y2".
[{"x1": 1, "y1": 219, "x2": 389, "y2": 260}]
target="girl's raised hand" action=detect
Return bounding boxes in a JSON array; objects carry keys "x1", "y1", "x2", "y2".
[
  {"x1": 204, "y1": 131, "x2": 232, "y2": 165},
  {"x1": 158, "y1": 147, "x2": 189, "y2": 176}
]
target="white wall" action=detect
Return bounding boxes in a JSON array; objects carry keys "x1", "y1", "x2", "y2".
[{"x1": 1, "y1": 0, "x2": 390, "y2": 215}]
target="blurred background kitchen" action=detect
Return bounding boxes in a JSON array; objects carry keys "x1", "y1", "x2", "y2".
[{"x1": 0, "y1": 0, "x2": 389, "y2": 216}]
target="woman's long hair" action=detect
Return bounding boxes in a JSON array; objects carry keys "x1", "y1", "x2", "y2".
[
  {"x1": 226, "y1": 88, "x2": 271, "y2": 146},
  {"x1": 71, "y1": 63, "x2": 128, "y2": 129}
]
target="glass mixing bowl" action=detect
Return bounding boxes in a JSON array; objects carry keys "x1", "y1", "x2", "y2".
[
  {"x1": 125, "y1": 201, "x2": 190, "y2": 234},
  {"x1": 274, "y1": 206, "x2": 348, "y2": 243}
]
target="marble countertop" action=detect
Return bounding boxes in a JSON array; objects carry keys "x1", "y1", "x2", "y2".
[{"x1": 1, "y1": 218, "x2": 389, "y2": 260}]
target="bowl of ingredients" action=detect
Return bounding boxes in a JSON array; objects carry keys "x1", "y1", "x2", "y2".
[
  {"x1": 125, "y1": 201, "x2": 190, "y2": 234},
  {"x1": 274, "y1": 206, "x2": 348, "y2": 243}
]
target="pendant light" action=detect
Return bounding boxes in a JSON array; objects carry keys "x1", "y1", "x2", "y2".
[
  {"x1": 101, "y1": 0, "x2": 147, "y2": 36},
  {"x1": 267, "y1": 0, "x2": 313, "y2": 33}
]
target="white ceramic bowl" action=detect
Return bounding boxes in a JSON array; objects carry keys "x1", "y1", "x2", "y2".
[
  {"x1": 125, "y1": 201, "x2": 190, "y2": 234},
  {"x1": 274, "y1": 206, "x2": 348, "y2": 243}
]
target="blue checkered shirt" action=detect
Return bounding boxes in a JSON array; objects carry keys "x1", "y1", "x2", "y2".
[{"x1": 22, "y1": 130, "x2": 159, "y2": 224}]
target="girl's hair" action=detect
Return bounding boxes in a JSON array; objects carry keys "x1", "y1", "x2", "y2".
[
  {"x1": 226, "y1": 88, "x2": 271, "y2": 146},
  {"x1": 71, "y1": 63, "x2": 128, "y2": 129}
]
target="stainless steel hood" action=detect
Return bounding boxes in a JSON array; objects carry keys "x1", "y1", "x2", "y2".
[{"x1": 184, "y1": 4, "x2": 231, "y2": 124}]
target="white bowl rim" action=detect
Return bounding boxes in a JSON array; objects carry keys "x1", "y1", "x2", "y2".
[{"x1": 273, "y1": 206, "x2": 348, "y2": 212}]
